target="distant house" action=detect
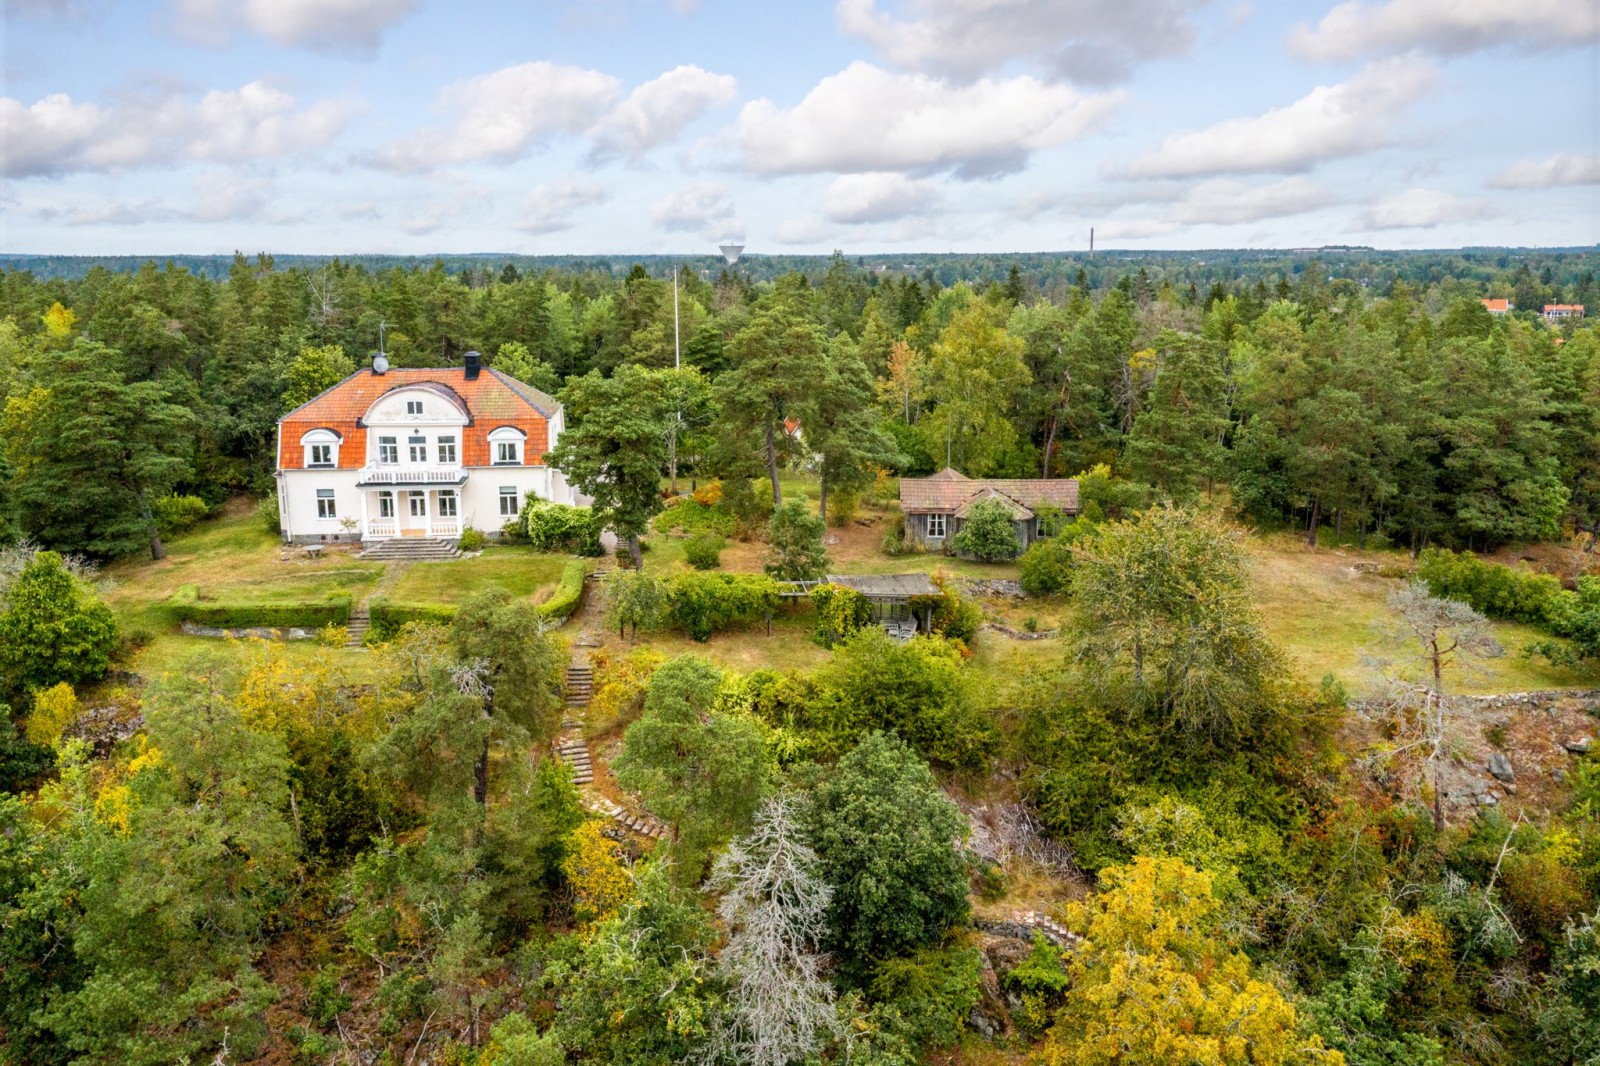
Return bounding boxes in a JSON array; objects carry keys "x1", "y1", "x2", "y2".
[
  {"x1": 1544, "y1": 304, "x2": 1586, "y2": 322},
  {"x1": 274, "y1": 351, "x2": 574, "y2": 545},
  {"x1": 1481, "y1": 298, "x2": 1512, "y2": 315},
  {"x1": 898, "y1": 468, "x2": 1078, "y2": 551}
]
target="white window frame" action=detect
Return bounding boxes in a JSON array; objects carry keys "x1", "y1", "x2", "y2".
[
  {"x1": 499, "y1": 486, "x2": 519, "y2": 517},
  {"x1": 301, "y1": 428, "x2": 340, "y2": 469},
  {"x1": 378, "y1": 436, "x2": 398, "y2": 464},
  {"x1": 488, "y1": 427, "x2": 526, "y2": 466},
  {"x1": 378, "y1": 491, "x2": 395, "y2": 518},
  {"x1": 408, "y1": 434, "x2": 427, "y2": 463},
  {"x1": 316, "y1": 489, "x2": 337, "y2": 519},
  {"x1": 437, "y1": 435, "x2": 457, "y2": 464},
  {"x1": 408, "y1": 491, "x2": 427, "y2": 518},
  {"x1": 406, "y1": 399, "x2": 423, "y2": 415},
  {"x1": 438, "y1": 490, "x2": 458, "y2": 518},
  {"x1": 926, "y1": 513, "x2": 947, "y2": 538}
]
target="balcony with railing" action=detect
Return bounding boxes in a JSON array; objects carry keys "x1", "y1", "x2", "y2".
[{"x1": 356, "y1": 465, "x2": 468, "y2": 487}]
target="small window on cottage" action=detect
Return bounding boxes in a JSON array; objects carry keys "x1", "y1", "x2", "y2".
[
  {"x1": 927, "y1": 513, "x2": 947, "y2": 538},
  {"x1": 499, "y1": 486, "x2": 519, "y2": 516},
  {"x1": 406, "y1": 400, "x2": 423, "y2": 415},
  {"x1": 309, "y1": 444, "x2": 333, "y2": 467},
  {"x1": 409, "y1": 435, "x2": 427, "y2": 463},
  {"x1": 438, "y1": 435, "x2": 457, "y2": 463},
  {"x1": 316, "y1": 489, "x2": 336, "y2": 519},
  {"x1": 378, "y1": 436, "x2": 398, "y2": 464},
  {"x1": 378, "y1": 491, "x2": 395, "y2": 518},
  {"x1": 438, "y1": 491, "x2": 458, "y2": 517}
]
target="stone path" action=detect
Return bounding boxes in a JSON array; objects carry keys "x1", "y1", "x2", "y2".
[{"x1": 345, "y1": 556, "x2": 414, "y2": 648}]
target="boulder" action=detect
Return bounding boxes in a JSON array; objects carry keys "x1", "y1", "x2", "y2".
[
  {"x1": 1487, "y1": 753, "x2": 1515, "y2": 782},
  {"x1": 1566, "y1": 737, "x2": 1594, "y2": 755}
]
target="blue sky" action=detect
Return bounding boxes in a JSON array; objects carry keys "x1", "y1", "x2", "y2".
[{"x1": 2, "y1": 0, "x2": 1597, "y2": 255}]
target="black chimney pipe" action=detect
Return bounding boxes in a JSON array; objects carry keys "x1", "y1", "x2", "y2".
[{"x1": 464, "y1": 350, "x2": 481, "y2": 380}]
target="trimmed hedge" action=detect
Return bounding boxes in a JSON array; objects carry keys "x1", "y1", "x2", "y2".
[
  {"x1": 166, "y1": 583, "x2": 352, "y2": 629},
  {"x1": 537, "y1": 560, "x2": 588, "y2": 622},
  {"x1": 365, "y1": 559, "x2": 587, "y2": 642}
]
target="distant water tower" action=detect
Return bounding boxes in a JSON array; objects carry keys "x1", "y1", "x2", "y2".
[{"x1": 718, "y1": 243, "x2": 745, "y2": 266}]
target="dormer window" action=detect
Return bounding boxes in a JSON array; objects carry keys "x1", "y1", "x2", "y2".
[
  {"x1": 301, "y1": 428, "x2": 341, "y2": 469},
  {"x1": 406, "y1": 400, "x2": 423, "y2": 415},
  {"x1": 488, "y1": 426, "x2": 526, "y2": 465}
]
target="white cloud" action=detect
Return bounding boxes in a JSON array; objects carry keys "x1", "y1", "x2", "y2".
[
  {"x1": 57, "y1": 198, "x2": 168, "y2": 226},
  {"x1": 519, "y1": 177, "x2": 609, "y2": 235},
  {"x1": 0, "y1": 81, "x2": 355, "y2": 178},
  {"x1": 823, "y1": 172, "x2": 940, "y2": 223},
  {"x1": 589, "y1": 65, "x2": 736, "y2": 161},
  {"x1": 1491, "y1": 153, "x2": 1600, "y2": 189},
  {"x1": 379, "y1": 62, "x2": 620, "y2": 172},
  {"x1": 1358, "y1": 187, "x2": 1493, "y2": 229},
  {"x1": 733, "y1": 61, "x2": 1123, "y2": 179},
  {"x1": 1292, "y1": 0, "x2": 1598, "y2": 61},
  {"x1": 836, "y1": 0, "x2": 1210, "y2": 84},
  {"x1": 774, "y1": 216, "x2": 836, "y2": 245},
  {"x1": 170, "y1": 0, "x2": 416, "y2": 55},
  {"x1": 188, "y1": 169, "x2": 272, "y2": 221},
  {"x1": 1097, "y1": 218, "x2": 1179, "y2": 240},
  {"x1": 1163, "y1": 177, "x2": 1336, "y2": 225},
  {"x1": 650, "y1": 181, "x2": 741, "y2": 238},
  {"x1": 1120, "y1": 56, "x2": 1437, "y2": 178}
]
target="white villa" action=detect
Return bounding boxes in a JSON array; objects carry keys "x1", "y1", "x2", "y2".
[{"x1": 274, "y1": 351, "x2": 575, "y2": 544}]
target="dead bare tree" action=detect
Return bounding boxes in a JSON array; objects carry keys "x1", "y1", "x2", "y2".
[
  {"x1": 1361, "y1": 581, "x2": 1503, "y2": 830},
  {"x1": 703, "y1": 790, "x2": 840, "y2": 1066}
]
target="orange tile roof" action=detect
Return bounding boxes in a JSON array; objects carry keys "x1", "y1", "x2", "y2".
[
  {"x1": 278, "y1": 367, "x2": 558, "y2": 471},
  {"x1": 1481, "y1": 298, "x2": 1511, "y2": 312},
  {"x1": 900, "y1": 468, "x2": 1079, "y2": 514},
  {"x1": 1544, "y1": 304, "x2": 1585, "y2": 313}
]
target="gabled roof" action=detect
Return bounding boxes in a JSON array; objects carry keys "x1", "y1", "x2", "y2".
[
  {"x1": 899, "y1": 470, "x2": 1078, "y2": 514},
  {"x1": 954, "y1": 487, "x2": 1034, "y2": 521}
]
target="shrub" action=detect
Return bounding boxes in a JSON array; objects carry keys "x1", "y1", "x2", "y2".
[
  {"x1": 607, "y1": 570, "x2": 666, "y2": 638},
  {"x1": 683, "y1": 534, "x2": 724, "y2": 570},
  {"x1": 523, "y1": 499, "x2": 603, "y2": 555},
  {"x1": 152, "y1": 494, "x2": 210, "y2": 537},
  {"x1": 1004, "y1": 934, "x2": 1070, "y2": 1036},
  {"x1": 949, "y1": 498, "x2": 1021, "y2": 561},
  {"x1": 0, "y1": 551, "x2": 119, "y2": 701},
  {"x1": 811, "y1": 583, "x2": 874, "y2": 647},
  {"x1": 867, "y1": 944, "x2": 983, "y2": 1051},
  {"x1": 882, "y1": 512, "x2": 909, "y2": 556},
  {"x1": 499, "y1": 519, "x2": 529, "y2": 545},
  {"x1": 664, "y1": 571, "x2": 782, "y2": 641},
  {"x1": 722, "y1": 477, "x2": 775, "y2": 537},
  {"x1": 652, "y1": 496, "x2": 736, "y2": 538},
  {"x1": 1417, "y1": 548, "x2": 1562, "y2": 624},
  {"x1": 257, "y1": 493, "x2": 282, "y2": 536},
  {"x1": 765, "y1": 498, "x2": 829, "y2": 581},
  {"x1": 691, "y1": 481, "x2": 723, "y2": 507},
  {"x1": 586, "y1": 647, "x2": 665, "y2": 736},
  {"x1": 536, "y1": 560, "x2": 588, "y2": 622},
  {"x1": 1019, "y1": 521, "x2": 1094, "y2": 595},
  {"x1": 25, "y1": 682, "x2": 80, "y2": 746},
  {"x1": 915, "y1": 577, "x2": 981, "y2": 645},
  {"x1": 458, "y1": 528, "x2": 486, "y2": 552},
  {"x1": 828, "y1": 490, "x2": 859, "y2": 527},
  {"x1": 166, "y1": 584, "x2": 353, "y2": 630}
]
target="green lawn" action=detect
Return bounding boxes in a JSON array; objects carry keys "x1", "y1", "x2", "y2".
[
  {"x1": 388, "y1": 547, "x2": 569, "y2": 607},
  {"x1": 131, "y1": 632, "x2": 382, "y2": 682}
]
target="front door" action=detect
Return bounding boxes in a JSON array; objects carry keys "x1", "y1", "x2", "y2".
[{"x1": 402, "y1": 491, "x2": 428, "y2": 537}]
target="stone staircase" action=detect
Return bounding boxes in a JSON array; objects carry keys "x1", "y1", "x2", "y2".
[
  {"x1": 357, "y1": 537, "x2": 461, "y2": 562},
  {"x1": 345, "y1": 605, "x2": 370, "y2": 648},
  {"x1": 554, "y1": 663, "x2": 596, "y2": 785},
  {"x1": 565, "y1": 663, "x2": 593, "y2": 712}
]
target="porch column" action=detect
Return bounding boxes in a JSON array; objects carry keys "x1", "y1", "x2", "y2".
[{"x1": 359, "y1": 490, "x2": 370, "y2": 541}]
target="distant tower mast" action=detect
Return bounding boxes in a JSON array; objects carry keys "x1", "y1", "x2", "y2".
[{"x1": 1089, "y1": 228, "x2": 1095, "y2": 258}]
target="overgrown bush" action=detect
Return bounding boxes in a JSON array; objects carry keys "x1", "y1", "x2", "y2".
[
  {"x1": 663, "y1": 571, "x2": 783, "y2": 641},
  {"x1": 950, "y1": 498, "x2": 1022, "y2": 561},
  {"x1": 0, "y1": 550, "x2": 119, "y2": 700},
  {"x1": 765, "y1": 498, "x2": 828, "y2": 581},
  {"x1": 585, "y1": 646, "x2": 665, "y2": 736},
  {"x1": 523, "y1": 499, "x2": 602, "y2": 555},
  {"x1": 257, "y1": 493, "x2": 282, "y2": 536},
  {"x1": 881, "y1": 512, "x2": 910, "y2": 556},
  {"x1": 721, "y1": 477, "x2": 775, "y2": 538},
  {"x1": 811, "y1": 583, "x2": 873, "y2": 647},
  {"x1": 828, "y1": 490, "x2": 859, "y2": 527},
  {"x1": 458, "y1": 528, "x2": 486, "y2": 552},
  {"x1": 152, "y1": 494, "x2": 210, "y2": 537},
  {"x1": 1419, "y1": 548, "x2": 1600, "y2": 661},
  {"x1": 651, "y1": 497, "x2": 736, "y2": 538},
  {"x1": 1019, "y1": 520, "x2": 1095, "y2": 595},
  {"x1": 683, "y1": 534, "x2": 724, "y2": 570},
  {"x1": 866, "y1": 944, "x2": 983, "y2": 1051}
]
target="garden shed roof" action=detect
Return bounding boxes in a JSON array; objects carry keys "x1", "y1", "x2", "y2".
[{"x1": 825, "y1": 573, "x2": 942, "y2": 600}]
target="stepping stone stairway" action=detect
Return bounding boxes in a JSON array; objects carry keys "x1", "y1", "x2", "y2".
[
  {"x1": 550, "y1": 658, "x2": 668, "y2": 838},
  {"x1": 356, "y1": 537, "x2": 462, "y2": 562},
  {"x1": 345, "y1": 605, "x2": 369, "y2": 648}
]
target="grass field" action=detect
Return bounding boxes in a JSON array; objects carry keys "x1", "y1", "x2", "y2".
[{"x1": 388, "y1": 548, "x2": 568, "y2": 607}]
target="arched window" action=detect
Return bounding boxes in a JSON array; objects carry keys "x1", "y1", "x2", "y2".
[
  {"x1": 301, "y1": 428, "x2": 342, "y2": 468},
  {"x1": 488, "y1": 426, "x2": 526, "y2": 465}
]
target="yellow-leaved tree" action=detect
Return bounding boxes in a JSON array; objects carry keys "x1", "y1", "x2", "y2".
[
  {"x1": 561, "y1": 820, "x2": 632, "y2": 933},
  {"x1": 1036, "y1": 856, "x2": 1341, "y2": 1066}
]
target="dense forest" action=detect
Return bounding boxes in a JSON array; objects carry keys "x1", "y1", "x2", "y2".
[{"x1": 2, "y1": 250, "x2": 1600, "y2": 1065}]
